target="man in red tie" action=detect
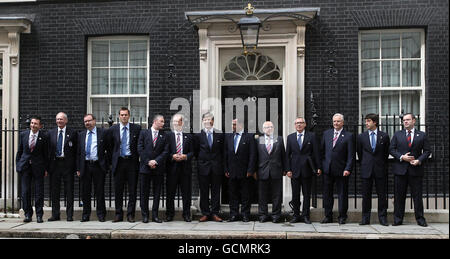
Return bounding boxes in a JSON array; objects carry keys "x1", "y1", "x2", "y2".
[{"x1": 389, "y1": 113, "x2": 431, "y2": 227}]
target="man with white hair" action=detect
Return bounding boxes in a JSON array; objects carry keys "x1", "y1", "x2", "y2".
[{"x1": 319, "y1": 113, "x2": 354, "y2": 224}]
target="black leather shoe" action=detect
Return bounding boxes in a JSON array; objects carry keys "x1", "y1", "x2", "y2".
[
  {"x1": 303, "y1": 217, "x2": 312, "y2": 224},
  {"x1": 112, "y1": 215, "x2": 123, "y2": 223},
  {"x1": 48, "y1": 216, "x2": 60, "y2": 222},
  {"x1": 417, "y1": 219, "x2": 428, "y2": 227},
  {"x1": 37, "y1": 216, "x2": 43, "y2": 223},
  {"x1": 153, "y1": 217, "x2": 163, "y2": 223},
  {"x1": 67, "y1": 217, "x2": 74, "y2": 222},
  {"x1": 392, "y1": 221, "x2": 403, "y2": 226},
  {"x1": 184, "y1": 216, "x2": 192, "y2": 222},
  {"x1": 142, "y1": 216, "x2": 149, "y2": 223},
  {"x1": 338, "y1": 218, "x2": 346, "y2": 224},
  {"x1": 321, "y1": 217, "x2": 333, "y2": 224},
  {"x1": 242, "y1": 216, "x2": 250, "y2": 222},
  {"x1": 81, "y1": 217, "x2": 90, "y2": 222},
  {"x1": 259, "y1": 216, "x2": 270, "y2": 223},
  {"x1": 165, "y1": 216, "x2": 173, "y2": 222},
  {"x1": 272, "y1": 217, "x2": 281, "y2": 223},
  {"x1": 359, "y1": 219, "x2": 370, "y2": 225},
  {"x1": 379, "y1": 218, "x2": 388, "y2": 226},
  {"x1": 98, "y1": 217, "x2": 106, "y2": 222},
  {"x1": 290, "y1": 216, "x2": 301, "y2": 223},
  {"x1": 229, "y1": 216, "x2": 239, "y2": 222},
  {"x1": 127, "y1": 215, "x2": 135, "y2": 223}
]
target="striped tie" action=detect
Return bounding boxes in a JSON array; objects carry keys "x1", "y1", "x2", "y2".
[
  {"x1": 153, "y1": 131, "x2": 158, "y2": 146},
  {"x1": 176, "y1": 133, "x2": 182, "y2": 154},
  {"x1": 332, "y1": 132, "x2": 339, "y2": 147},
  {"x1": 266, "y1": 140, "x2": 272, "y2": 154},
  {"x1": 29, "y1": 134, "x2": 36, "y2": 152},
  {"x1": 407, "y1": 130, "x2": 412, "y2": 148}
]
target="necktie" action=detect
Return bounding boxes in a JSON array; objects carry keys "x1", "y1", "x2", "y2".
[
  {"x1": 207, "y1": 131, "x2": 213, "y2": 149},
  {"x1": 57, "y1": 130, "x2": 63, "y2": 156},
  {"x1": 407, "y1": 130, "x2": 412, "y2": 148},
  {"x1": 234, "y1": 133, "x2": 240, "y2": 153},
  {"x1": 297, "y1": 133, "x2": 303, "y2": 150},
  {"x1": 153, "y1": 131, "x2": 158, "y2": 146},
  {"x1": 29, "y1": 134, "x2": 36, "y2": 152},
  {"x1": 86, "y1": 131, "x2": 93, "y2": 160},
  {"x1": 176, "y1": 133, "x2": 182, "y2": 154},
  {"x1": 370, "y1": 131, "x2": 376, "y2": 152},
  {"x1": 121, "y1": 126, "x2": 128, "y2": 157},
  {"x1": 266, "y1": 138, "x2": 272, "y2": 154},
  {"x1": 332, "y1": 132, "x2": 339, "y2": 147}
]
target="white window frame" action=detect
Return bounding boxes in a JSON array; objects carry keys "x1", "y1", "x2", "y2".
[
  {"x1": 358, "y1": 28, "x2": 426, "y2": 130},
  {"x1": 87, "y1": 35, "x2": 149, "y2": 126}
]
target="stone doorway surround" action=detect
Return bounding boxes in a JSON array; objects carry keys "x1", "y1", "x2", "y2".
[{"x1": 185, "y1": 7, "x2": 319, "y2": 210}]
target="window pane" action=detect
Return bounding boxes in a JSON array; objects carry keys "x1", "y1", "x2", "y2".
[
  {"x1": 381, "y1": 33, "x2": 400, "y2": 59},
  {"x1": 382, "y1": 61, "x2": 400, "y2": 87},
  {"x1": 130, "y1": 97, "x2": 147, "y2": 123},
  {"x1": 1, "y1": 56, "x2": 3, "y2": 85},
  {"x1": 92, "y1": 98, "x2": 109, "y2": 120},
  {"x1": 381, "y1": 90, "x2": 399, "y2": 116},
  {"x1": 361, "y1": 61, "x2": 379, "y2": 87},
  {"x1": 361, "y1": 33, "x2": 380, "y2": 59},
  {"x1": 129, "y1": 40, "x2": 147, "y2": 67},
  {"x1": 111, "y1": 98, "x2": 128, "y2": 119},
  {"x1": 130, "y1": 68, "x2": 146, "y2": 94},
  {"x1": 92, "y1": 41, "x2": 109, "y2": 67},
  {"x1": 402, "y1": 32, "x2": 421, "y2": 58},
  {"x1": 401, "y1": 90, "x2": 420, "y2": 116},
  {"x1": 110, "y1": 40, "x2": 128, "y2": 67},
  {"x1": 91, "y1": 68, "x2": 108, "y2": 94},
  {"x1": 110, "y1": 68, "x2": 128, "y2": 94},
  {"x1": 402, "y1": 60, "x2": 421, "y2": 86},
  {"x1": 361, "y1": 91, "x2": 379, "y2": 116}
]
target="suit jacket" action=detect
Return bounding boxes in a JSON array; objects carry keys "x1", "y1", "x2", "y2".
[
  {"x1": 16, "y1": 130, "x2": 49, "y2": 173},
  {"x1": 167, "y1": 132, "x2": 194, "y2": 175},
  {"x1": 389, "y1": 129, "x2": 431, "y2": 176},
  {"x1": 137, "y1": 129, "x2": 169, "y2": 175},
  {"x1": 48, "y1": 127, "x2": 77, "y2": 174},
  {"x1": 256, "y1": 135, "x2": 286, "y2": 180},
  {"x1": 194, "y1": 129, "x2": 224, "y2": 176},
  {"x1": 106, "y1": 123, "x2": 141, "y2": 175},
  {"x1": 286, "y1": 131, "x2": 320, "y2": 178},
  {"x1": 224, "y1": 132, "x2": 256, "y2": 179},
  {"x1": 76, "y1": 127, "x2": 109, "y2": 177},
  {"x1": 357, "y1": 130, "x2": 390, "y2": 179},
  {"x1": 321, "y1": 129, "x2": 354, "y2": 176}
]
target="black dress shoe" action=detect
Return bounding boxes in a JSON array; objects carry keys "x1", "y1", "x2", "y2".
[
  {"x1": 259, "y1": 216, "x2": 270, "y2": 223},
  {"x1": 272, "y1": 217, "x2": 281, "y2": 223},
  {"x1": 67, "y1": 217, "x2": 74, "y2": 222},
  {"x1": 338, "y1": 218, "x2": 346, "y2": 224},
  {"x1": 48, "y1": 216, "x2": 60, "y2": 222},
  {"x1": 321, "y1": 217, "x2": 333, "y2": 224},
  {"x1": 37, "y1": 217, "x2": 44, "y2": 223},
  {"x1": 229, "y1": 216, "x2": 239, "y2": 222},
  {"x1": 127, "y1": 215, "x2": 135, "y2": 223},
  {"x1": 112, "y1": 215, "x2": 123, "y2": 222},
  {"x1": 392, "y1": 221, "x2": 403, "y2": 226},
  {"x1": 417, "y1": 220, "x2": 428, "y2": 227},
  {"x1": 98, "y1": 217, "x2": 106, "y2": 222},
  {"x1": 165, "y1": 216, "x2": 173, "y2": 222},
  {"x1": 184, "y1": 216, "x2": 192, "y2": 222},
  {"x1": 303, "y1": 217, "x2": 312, "y2": 224},
  {"x1": 81, "y1": 217, "x2": 90, "y2": 222},
  {"x1": 379, "y1": 218, "x2": 388, "y2": 226},
  {"x1": 23, "y1": 216, "x2": 32, "y2": 223},
  {"x1": 142, "y1": 216, "x2": 149, "y2": 223},
  {"x1": 242, "y1": 216, "x2": 250, "y2": 222},
  {"x1": 290, "y1": 216, "x2": 301, "y2": 223},
  {"x1": 153, "y1": 217, "x2": 163, "y2": 223}
]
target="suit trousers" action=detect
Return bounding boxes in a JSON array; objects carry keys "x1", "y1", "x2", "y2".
[
  {"x1": 323, "y1": 174, "x2": 349, "y2": 220},
  {"x1": 21, "y1": 166, "x2": 45, "y2": 218},
  {"x1": 166, "y1": 165, "x2": 192, "y2": 218},
  {"x1": 394, "y1": 172, "x2": 425, "y2": 223},
  {"x1": 229, "y1": 177, "x2": 251, "y2": 217},
  {"x1": 290, "y1": 176, "x2": 312, "y2": 218},
  {"x1": 50, "y1": 159, "x2": 74, "y2": 218},
  {"x1": 139, "y1": 172, "x2": 163, "y2": 219},
  {"x1": 81, "y1": 162, "x2": 106, "y2": 219},
  {"x1": 114, "y1": 158, "x2": 138, "y2": 217},
  {"x1": 198, "y1": 172, "x2": 222, "y2": 216},
  {"x1": 361, "y1": 175, "x2": 387, "y2": 222},
  {"x1": 258, "y1": 177, "x2": 282, "y2": 218}
]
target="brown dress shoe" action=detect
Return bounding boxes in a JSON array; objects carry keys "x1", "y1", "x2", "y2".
[
  {"x1": 199, "y1": 215, "x2": 209, "y2": 222},
  {"x1": 212, "y1": 215, "x2": 223, "y2": 222}
]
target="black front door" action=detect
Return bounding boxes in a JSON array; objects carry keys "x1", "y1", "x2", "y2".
[{"x1": 220, "y1": 85, "x2": 282, "y2": 204}]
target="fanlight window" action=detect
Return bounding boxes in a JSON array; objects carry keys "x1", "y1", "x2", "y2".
[{"x1": 223, "y1": 53, "x2": 281, "y2": 81}]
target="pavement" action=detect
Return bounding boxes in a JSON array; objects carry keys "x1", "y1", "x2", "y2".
[{"x1": 0, "y1": 217, "x2": 448, "y2": 239}]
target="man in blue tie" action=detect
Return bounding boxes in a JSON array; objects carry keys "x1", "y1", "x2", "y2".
[
  {"x1": 106, "y1": 107, "x2": 141, "y2": 223},
  {"x1": 76, "y1": 114, "x2": 109, "y2": 222},
  {"x1": 47, "y1": 112, "x2": 78, "y2": 222},
  {"x1": 356, "y1": 113, "x2": 390, "y2": 226},
  {"x1": 194, "y1": 112, "x2": 224, "y2": 222}
]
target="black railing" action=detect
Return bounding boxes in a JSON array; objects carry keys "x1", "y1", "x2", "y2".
[{"x1": 1, "y1": 117, "x2": 448, "y2": 214}]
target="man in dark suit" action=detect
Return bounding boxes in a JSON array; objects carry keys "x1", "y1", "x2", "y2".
[
  {"x1": 319, "y1": 113, "x2": 354, "y2": 224},
  {"x1": 106, "y1": 107, "x2": 141, "y2": 223},
  {"x1": 194, "y1": 112, "x2": 224, "y2": 222},
  {"x1": 256, "y1": 121, "x2": 286, "y2": 223},
  {"x1": 224, "y1": 119, "x2": 256, "y2": 222},
  {"x1": 165, "y1": 114, "x2": 194, "y2": 222},
  {"x1": 286, "y1": 117, "x2": 320, "y2": 224},
  {"x1": 16, "y1": 116, "x2": 48, "y2": 223},
  {"x1": 47, "y1": 112, "x2": 77, "y2": 222},
  {"x1": 357, "y1": 113, "x2": 390, "y2": 226},
  {"x1": 76, "y1": 114, "x2": 109, "y2": 222},
  {"x1": 389, "y1": 113, "x2": 431, "y2": 227},
  {"x1": 137, "y1": 114, "x2": 169, "y2": 223}
]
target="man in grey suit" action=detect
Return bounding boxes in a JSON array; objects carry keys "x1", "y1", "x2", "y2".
[{"x1": 256, "y1": 121, "x2": 286, "y2": 223}]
